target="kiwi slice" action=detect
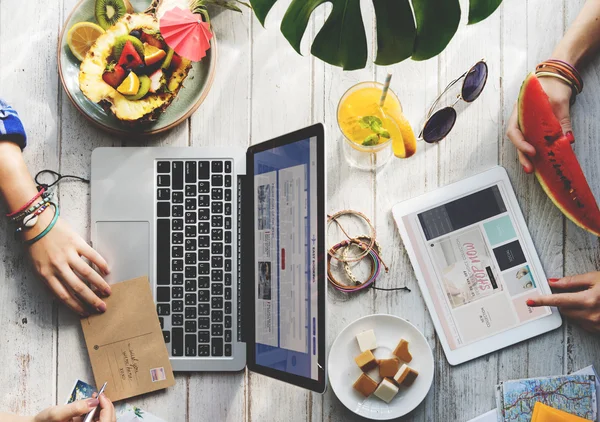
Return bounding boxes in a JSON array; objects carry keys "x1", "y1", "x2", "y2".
[
  {"x1": 161, "y1": 48, "x2": 175, "y2": 70},
  {"x1": 112, "y1": 35, "x2": 145, "y2": 61},
  {"x1": 95, "y1": 0, "x2": 128, "y2": 29},
  {"x1": 124, "y1": 75, "x2": 151, "y2": 100}
]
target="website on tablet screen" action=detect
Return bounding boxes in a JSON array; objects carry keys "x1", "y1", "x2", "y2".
[{"x1": 403, "y1": 185, "x2": 551, "y2": 350}]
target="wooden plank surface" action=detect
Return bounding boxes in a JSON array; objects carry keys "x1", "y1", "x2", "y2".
[{"x1": 1, "y1": 0, "x2": 599, "y2": 421}]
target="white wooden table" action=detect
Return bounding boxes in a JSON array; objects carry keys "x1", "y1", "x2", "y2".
[{"x1": 1, "y1": 0, "x2": 599, "y2": 420}]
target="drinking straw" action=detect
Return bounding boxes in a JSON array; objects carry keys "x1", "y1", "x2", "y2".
[{"x1": 379, "y1": 73, "x2": 393, "y2": 107}]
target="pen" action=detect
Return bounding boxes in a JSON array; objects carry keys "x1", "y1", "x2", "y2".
[{"x1": 83, "y1": 382, "x2": 107, "y2": 422}]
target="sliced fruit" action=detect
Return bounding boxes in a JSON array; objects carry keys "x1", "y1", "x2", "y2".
[
  {"x1": 161, "y1": 48, "x2": 175, "y2": 70},
  {"x1": 79, "y1": 13, "x2": 193, "y2": 122},
  {"x1": 66, "y1": 22, "x2": 105, "y2": 61},
  {"x1": 102, "y1": 63, "x2": 126, "y2": 88},
  {"x1": 518, "y1": 73, "x2": 600, "y2": 236},
  {"x1": 117, "y1": 71, "x2": 140, "y2": 95},
  {"x1": 124, "y1": 75, "x2": 151, "y2": 100},
  {"x1": 394, "y1": 113, "x2": 417, "y2": 158},
  {"x1": 95, "y1": 0, "x2": 130, "y2": 30},
  {"x1": 391, "y1": 130, "x2": 406, "y2": 158},
  {"x1": 112, "y1": 35, "x2": 145, "y2": 60},
  {"x1": 170, "y1": 53, "x2": 182, "y2": 70},
  {"x1": 117, "y1": 40, "x2": 144, "y2": 69},
  {"x1": 148, "y1": 69, "x2": 165, "y2": 93},
  {"x1": 141, "y1": 31, "x2": 164, "y2": 49},
  {"x1": 144, "y1": 43, "x2": 166, "y2": 66}
]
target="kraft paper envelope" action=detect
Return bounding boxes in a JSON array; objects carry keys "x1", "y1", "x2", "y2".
[{"x1": 80, "y1": 276, "x2": 175, "y2": 401}]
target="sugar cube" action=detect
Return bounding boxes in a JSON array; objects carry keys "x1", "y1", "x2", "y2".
[
  {"x1": 393, "y1": 364, "x2": 419, "y2": 387},
  {"x1": 393, "y1": 338, "x2": 412, "y2": 362},
  {"x1": 378, "y1": 358, "x2": 400, "y2": 378}
]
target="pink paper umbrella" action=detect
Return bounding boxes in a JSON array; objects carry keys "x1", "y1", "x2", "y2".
[{"x1": 159, "y1": 7, "x2": 213, "y2": 62}]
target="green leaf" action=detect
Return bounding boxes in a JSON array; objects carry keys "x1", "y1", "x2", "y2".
[
  {"x1": 412, "y1": 0, "x2": 461, "y2": 61},
  {"x1": 249, "y1": 0, "x2": 502, "y2": 69},
  {"x1": 468, "y1": 0, "x2": 502, "y2": 24},
  {"x1": 363, "y1": 134, "x2": 380, "y2": 146},
  {"x1": 373, "y1": 0, "x2": 415, "y2": 66},
  {"x1": 359, "y1": 116, "x2": 383, "y2": 130},
  {"x1": 249, "y1": 0, "x2": 278, "y2": 26},
  {"x1": 379, "y1": 130, "x2": 390, "y2": 139},
  {"x1": 281, "y1": 0, "x2": 368, "y2": 71}
]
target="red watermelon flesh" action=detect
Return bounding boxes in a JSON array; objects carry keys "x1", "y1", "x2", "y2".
[{"x1": 518, "y1": 73, "x2": 600, "y2": 236}]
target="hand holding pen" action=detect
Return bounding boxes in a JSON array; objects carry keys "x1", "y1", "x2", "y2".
[{"x1": 29, "y1": 384, "x2": 115, "y2": 422}]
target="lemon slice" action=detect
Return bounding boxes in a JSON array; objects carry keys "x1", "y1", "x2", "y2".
[
  {"x1": 66, "y1": 22, "x2": 105, "y2": 61},
  {"x1": 391, "y1": 130, "x2": 406, "y2": 158},
  {"x1": 395, "y1": 113, "x2": 417, "y2": 158},
  {"x1": 117, "y1": 72, "x2": 140, "y2": 96},
  {"x1": 144, "y1": 43, "x2": 167, "y2": 66}
]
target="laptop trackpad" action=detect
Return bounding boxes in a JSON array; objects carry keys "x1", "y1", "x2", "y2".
[{"x1": 95, "y1": 221, "x2": 150, "y2": 285}]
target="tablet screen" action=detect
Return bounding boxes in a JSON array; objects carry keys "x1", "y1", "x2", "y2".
[
  {"x1": 402, "y1": 184, "x2": 551, "y2": 351},
  {"x1": 246, "y1": 124, "x2": 325, "y2": 392}
]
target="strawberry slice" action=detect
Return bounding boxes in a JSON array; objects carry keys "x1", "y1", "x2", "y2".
[{"x1": 102, "y1": 64, "x2": 126, "y2": 88}]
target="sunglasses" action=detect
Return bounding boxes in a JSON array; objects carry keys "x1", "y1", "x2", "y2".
[{"x1": 419, "y1": 59, "x2": 488, "y2": 143}]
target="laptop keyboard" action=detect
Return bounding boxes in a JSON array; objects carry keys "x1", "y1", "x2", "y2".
[{"x1": 156, "y1": 160, "x2": 234, "y2": 358}]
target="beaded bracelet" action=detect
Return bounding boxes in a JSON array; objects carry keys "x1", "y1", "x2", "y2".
[
  {"x1": 24, "y1": 202, "x2": 59, "y2": 246},
  {"x1": 328, "y1": 238, "x2": 380, "y2": 292},
  {"x1": 6, "y1": 187, "x2": 45, "y2": 218},
  {"x1": 10, "y1": 190, "x2": 54, "y2": 223},
  {"x1": 15, "y1": 202, "x2": 52, "y2": 234}
]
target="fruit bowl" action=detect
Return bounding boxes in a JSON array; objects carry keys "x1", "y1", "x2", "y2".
[{"x1": 59, "y1": 0, "x2": 217, "y2": 136}]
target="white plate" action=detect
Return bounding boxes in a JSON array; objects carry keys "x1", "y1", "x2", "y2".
[{"x1": 328, "y1": 314, "x2": 434, "y2": 420}]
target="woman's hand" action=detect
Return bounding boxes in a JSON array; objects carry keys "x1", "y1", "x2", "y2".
[
  {"x1": 528, "y1": 272, "x2": 600, "y2": 333},
  {"x1": 31, "y1": 394, "x2": 115, "y2": 422},
  {"x1": 27, "y1": 215, "x2": 111, "y2": 317},
  {"x1": 506, "y1": 76, "x2": 574, "y2": 173}
]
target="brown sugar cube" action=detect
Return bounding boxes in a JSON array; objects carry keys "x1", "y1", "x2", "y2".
[
  {"x1": 393, "y1": 339, "x2": 412, "y2": 363},
  {"x1": 394, "y1": 364, "x2": 419, "y2": 387},
  {"x1": 354, "y1": 350, "x2": 378, "y2": 372},
  {"x1": 353, "y1": 373, "x2": 379, "y2": 397},
  {"x1": 378, "y1": 358, "x2": 400, "y2": 378}
]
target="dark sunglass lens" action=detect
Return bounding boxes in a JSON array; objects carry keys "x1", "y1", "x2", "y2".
[
  {"x1": 462, "y1": 61, "x2": 488, "y2": 102},
  {"x1": 422, "y1": 107, "x2": 457, "y2": 143}
]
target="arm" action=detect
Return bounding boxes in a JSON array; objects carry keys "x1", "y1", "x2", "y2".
[
  {"x1": 0, "y1": 140, "x2": 111, "y2": 315},
  {"x1": 506, "y1": 0, "x2": 600, "y2": 172},
  {"x1": 0, "y1": 395, "x2": 116, "y2": 422}
]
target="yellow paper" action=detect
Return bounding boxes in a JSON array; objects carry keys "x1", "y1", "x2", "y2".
[{"x1": 531, "y1": 402, "x2": 591, "y2": 422}]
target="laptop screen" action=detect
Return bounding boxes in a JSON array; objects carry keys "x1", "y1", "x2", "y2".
[{"x1": 252, "y1": 134, "x2": 321, "y2": 382}]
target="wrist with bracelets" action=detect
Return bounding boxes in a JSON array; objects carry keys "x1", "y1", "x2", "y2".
[
  {"x1": 535, "y1": 59, "x2": 583, "y2": 105},
  {"x1": 6, "y1": 187, "x2": 58, "y2": 245}
]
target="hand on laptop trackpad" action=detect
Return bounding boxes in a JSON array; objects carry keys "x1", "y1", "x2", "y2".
[{"x1": 95, "y1": 221, "x2": 150, "y2": 285}]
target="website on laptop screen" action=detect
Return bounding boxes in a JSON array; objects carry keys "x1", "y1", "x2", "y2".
[{"x1": 253, "y1": 136, "x2": 319, "y2": 380}]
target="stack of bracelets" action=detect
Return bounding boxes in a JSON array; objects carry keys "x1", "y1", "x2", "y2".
[
  {"x1": 327, "y1": 210, "x2": 410, "y2": 293},
  {"x1": 6, "y1": 186, "x2": 59, "y2": 245},
  {"x1": 536, "y1": 59, "x2": 583, "y2": 105}
]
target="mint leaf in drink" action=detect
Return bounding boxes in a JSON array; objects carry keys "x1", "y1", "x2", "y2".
[
  {"x1": 362, "y1": 134, "x2": 380, "y2": 146},
  {"x1": 359, "y1": 116, "x2": 383, "y2": 131},
  {"x1": 379, "y1": 130, "x2": 390, "y2": 139}
]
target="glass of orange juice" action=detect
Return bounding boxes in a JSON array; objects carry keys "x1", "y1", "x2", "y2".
[{"x1": 337, "y1": 82, "x2": 416, "y2": 170}]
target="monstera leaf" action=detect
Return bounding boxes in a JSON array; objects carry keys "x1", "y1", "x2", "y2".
[{"x1": 249, "y1": 0, "x2": 502, "y2": 70}]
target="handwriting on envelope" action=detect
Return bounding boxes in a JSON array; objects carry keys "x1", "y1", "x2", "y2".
[{"x1": 81, "y1": 276, "x2": 175, "y2": 401}]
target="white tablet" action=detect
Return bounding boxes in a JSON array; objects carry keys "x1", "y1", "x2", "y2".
[{"x1": 392, "y1": 166, "x2": 562, "y2": 365}]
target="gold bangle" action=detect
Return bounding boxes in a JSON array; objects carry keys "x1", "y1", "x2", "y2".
[{"x1": 535, "y1": 71, "x2": 578, "y2": 104}]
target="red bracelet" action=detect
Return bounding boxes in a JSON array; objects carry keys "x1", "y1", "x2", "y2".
[{"x1": 6, "y1": 187, "x2": 45, "y2": 218}]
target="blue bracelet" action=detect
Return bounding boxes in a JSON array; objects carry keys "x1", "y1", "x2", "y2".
[{"x1": 24, "y1": 202, "x2": 59, "y2": 246}]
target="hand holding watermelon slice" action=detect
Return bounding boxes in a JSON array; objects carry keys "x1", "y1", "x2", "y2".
[{"x1": 516, "y1": 73, "x2": 600, "y2": 237}]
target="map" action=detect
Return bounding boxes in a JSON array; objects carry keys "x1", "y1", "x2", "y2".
[{"x1": 496, "y1": 374, "x2": 597, "y2": 421}]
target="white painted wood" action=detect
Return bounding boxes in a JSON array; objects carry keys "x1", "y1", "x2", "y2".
[
  {"x1": 0, "y1": 0, "x2": 61, "y2": 416},
  {"x1": 1, "y1": 0, "x2": 599, "y2": 420}
]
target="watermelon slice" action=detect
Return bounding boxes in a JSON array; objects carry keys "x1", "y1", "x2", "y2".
[{"x1": 518, "y1": 73, "x2": 600, "y2": 236}]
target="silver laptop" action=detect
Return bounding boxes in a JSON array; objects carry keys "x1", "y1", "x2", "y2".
[{"x1": 91, "y1": 124, "x2": 327, "y2": 392}]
